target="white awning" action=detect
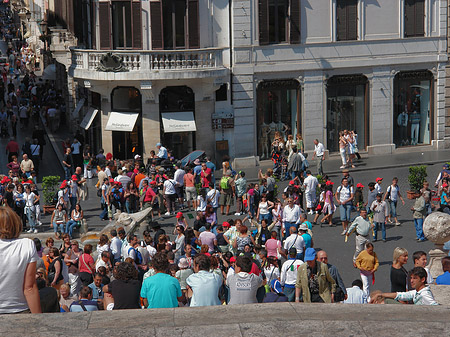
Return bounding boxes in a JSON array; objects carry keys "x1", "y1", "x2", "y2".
[
  {"x1": 80, "y1": 107, "x2": 98, "y2": 130},
  {"x1": 162, "y1": 112, "x2": 196, "y2": 133},
  {"x1": 72, "y1": 98, "x2": 85, "y2": 118},
  {"x1": 105, "y1": 112, "x2": 139, "y2": 132}
]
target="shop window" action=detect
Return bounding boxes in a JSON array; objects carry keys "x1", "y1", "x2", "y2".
[
  {"x1": 393, "y1": 71, "x2": 432, "y2": 147},
  {"x1": 259, "y1": 0, "x2": 300, "y2": 45},
  {"x1": 256, "y1": 80, "x2": 301, "y2": 159},
  {"x1": 150, "y1": 0, "x2": 199, "y2": 50},
  {"x1": 326, "y1": 75, "x2": 368, "y2": 152},
  {"x1": 404, "y1": 0, "x2": 425, "y2": 37},
  {"x1": 336, "y1": 0, "x2": 358, "y2": 41}
]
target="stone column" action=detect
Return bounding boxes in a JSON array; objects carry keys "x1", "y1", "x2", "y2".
[
  {"x1": 302, "y1": 71, "x2": 325, "y2": 152},
  {"x1": 423, "y1": 212, "x2": 450, "y2": 278}
]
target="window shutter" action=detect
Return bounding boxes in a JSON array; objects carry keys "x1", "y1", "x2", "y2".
[
  {"x1": 188, "y1": 0, "x2": 200, "y2": 48},
  {"x1": 259, "y1": 0, "x2": 269, "y2": 45},
  {"x1": 132, "y1": 1, "x2": 142, "y2": 49},
  {"x1": 404, "y1": 0, "x2": 415, "y2": 37},
  {"x1": 289, "y1": 0, "x2": 301, "y2": 44},
  {"x1": 98, "y1": 2, "x2": 111, "y2": 50},
  {"x1": 414, "y1": 0, "x2": 425, "y2": 36},
  {"x1": 150, "y1": 1, "x2": 163, "y2": 49},
  {"x1": 336, "y1": 0, "x2": 347, "y2": 41},
  {"x1": 346, "y1": 0, "x2": 357, "y2": 40}
]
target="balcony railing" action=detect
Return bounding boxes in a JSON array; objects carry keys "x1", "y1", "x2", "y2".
[{"x1": 72, "y1": 48, "x2": 224, "y2": 72}]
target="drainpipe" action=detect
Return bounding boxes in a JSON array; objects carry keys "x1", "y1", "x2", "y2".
[{"x1": 229, "y1": 0, "x2": 233, "y2": 105}]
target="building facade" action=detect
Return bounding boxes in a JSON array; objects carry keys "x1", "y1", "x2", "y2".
[{"x1": 24, "y1": 0, "x2": 449, "y2": 161}]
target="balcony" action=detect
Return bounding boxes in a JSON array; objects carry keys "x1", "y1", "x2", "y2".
[{"x1": 69, "y1": 48, "x2": 228, "y2": 82}]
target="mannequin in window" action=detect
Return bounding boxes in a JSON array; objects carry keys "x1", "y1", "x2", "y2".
[
  {"x1": 269, "y1": 121, "x2": 277, "y2": 143},
  {"x1": 260, "y1": 122, "x2": 271, "y2": 159},
  {"x1": 410, "y1": 108, "x2": 421, "y2": 146},
  {"x1": 397, "y1": 105, "x2": 409, "y2": 146}
]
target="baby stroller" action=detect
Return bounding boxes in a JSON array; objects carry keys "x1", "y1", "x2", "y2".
[
  {"x1": 271, "y1": 147, "x2": 282, "y2": 179},
  {"x1": 0, "y1": 120, "x2": 9, "y2": 138}
]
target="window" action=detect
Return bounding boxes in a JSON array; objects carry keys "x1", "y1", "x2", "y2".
[
  {"x1": 336, "y1": 0, "x2": 357, "y2": 41},
  {"x1": 404, "y1": 0, "x2": 424, "y2": 37},
  {"x1": 150, "y1": 0, "x2": 199, "y2": 50},
  {"x1": 98, "y1": 1, "x2": 142, "y2": 50},
  {"x1": 215, "y1": 84, "x2": 228, "y2": 102},
  {"x1": 259, "y1": 0, "x2": 300, "y2": 45}
]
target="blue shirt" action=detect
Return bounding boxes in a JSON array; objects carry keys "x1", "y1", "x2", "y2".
[
  {"x1": 186, "y1": 270, "x2": 222, "y2": 307},
  {"x1": 69, "y1": 299, "x2": 99, "y2": 312},
  {"x1": 88, "y1": 282, "x2": 104, "y2": 300},
  {"x1": 436, "y1": 271, "x2": 450, "y2": 285},
  {"x1": 343, "y1": 286, "x2": 367, "y2": 304},
  {"x1": 157, "y1": 146, "x2": 168, "y2": 159},
  {"x1": 206, "y1": 162, "x2": 216, "y2": 183},
  {"x1": 140, "y1": 273, "x2": 182, "y2": 309},
  {"x1": 441, "y1": 192, "x2": 448, "y2": 206},
  {"x1": 301, "y1": 233, "x2": 312, "y2": 249}
]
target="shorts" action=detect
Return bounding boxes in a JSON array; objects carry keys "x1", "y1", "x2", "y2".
[
  {"x1": 175, "y1": 186, "x2": 184, "y2": 199},
  {"x1": 219, "y1": 192, "x2": 234, "y2": 206},
  {"x1": 339, "y1": 203, "x2": 352, "y2": 222},
  {"x1": 185, "y1": 186, "x2": 197, "y2": 201}
]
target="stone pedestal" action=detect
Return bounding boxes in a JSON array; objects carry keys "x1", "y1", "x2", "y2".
[{"x1": 423, "y1": 212, "x2": 450, "y2": 278}]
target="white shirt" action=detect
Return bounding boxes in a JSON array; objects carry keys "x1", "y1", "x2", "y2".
[
  {"x1": 387, "y1": 184, "x2": 400, "y2": 201},
  {"x1": 146, "y1": 245, "x2": 157, "y2": 259},
  {"x1": 95, "y1": 258, "x2": 109, "y2": 272},
  {"x1": 206, "y1": 188, "x2": 220, "y2": 208},
  {"x1": 115, "y1": 174, "x2": 131, "y2": 187},
  {"x1": 282, "y1": 204, "x2": 302, "y2": 224},
  {"x1": 0, "y1": 238, "x2": 38, "y2": 313},
  {"x1": 174, "y1": 169, "x2": 185, "y2": 186},
  {"x1": 105, "y1": 167, "x2": 112, "y2": 178},
  {"x1": 344, "y1": 286, "x2": 368, "y2": 304},
  {"x1": 157, "y1": 146, "x2": 168, "y2": 159},
  {"x1": 314, "y1": 142, "x2": 325, "y2": 156},
  {"x1": 163, "y1": 179, "x2": 177, "y2": 195},
  {"x1": 280, "y1": 258, "x2": 304, "y2": 286},
  {"x1": 303, "y1": 175, "x2": 318, "y2": 193},
  {"x1": 337, "y1": 185, "x2": 353, "y2": 204},
  {"x1": 374, "y1": 183, "x2": 382, "y2": 194},
  {"x1": 110, "y1": 237, "x2": 122, "y2": 260},
  {"x1": 24, "y1": 192, "x2": 36, "y2": 207},
  {"x1": 283, "y1": 234, "x2": 305, "y2": 254}
]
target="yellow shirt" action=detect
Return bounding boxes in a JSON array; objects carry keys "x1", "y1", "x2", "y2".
[{"x1": 355, "y1": 250, "x2": 379, "y2": 272}]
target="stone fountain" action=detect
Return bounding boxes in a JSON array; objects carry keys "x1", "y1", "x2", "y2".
[{"x1": 423, "y1": 212, "x2": 450, "y2": 278}]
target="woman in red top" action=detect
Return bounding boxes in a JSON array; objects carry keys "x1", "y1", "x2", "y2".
[
  {"x1": 184, "y1": 168, "x2": 197, "y2": 211},
  {"x1": 78, "y1": 243, "x2": 95, "y2": 286}
]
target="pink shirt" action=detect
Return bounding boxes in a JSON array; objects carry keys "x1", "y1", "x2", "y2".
[
  {"x1": 199, "y1": 231, "x2": 216, "y2": 252},
  {"x1": 265, "y1": 239, "x2": 280, "y2": 258}
]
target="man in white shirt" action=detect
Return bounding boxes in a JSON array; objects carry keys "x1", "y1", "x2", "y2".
[
  {"x1": 173, "y1": 162, "x2": 186, "y2": 209},
  {"x1": 282, "y1": 197, "x2": 302, "y2": 239},
  {"x1": 344, "y1": 279, "x2": 368, "y2": 304},
  {"x1": 206, "y1": 183, "x2": 220, "y2": 213},
  {"x1": 312, "y1": 139, "x2": 325, "y2": 176},
  {"x1": 335, "y1": 177, "x2": 354, "y2": 235},
  {"x1": 95, "y1": 251, "x2": 112, "y2": 274},
  {"x1": 303, "y1": 170, "x2": 319, "y2": 214},
  {"x1": 280, "y1": 247, "x2": 304, "y2": 302},
  {"x1": 283, "y1": 227, "x2": 305, "y2": 260},
  {"x1": 110, "y1": 229, "x2": 122, "y2": 264}
]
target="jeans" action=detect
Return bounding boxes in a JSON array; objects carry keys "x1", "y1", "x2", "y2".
[
  {"x1": 69, "y1": 197, "x2": 77, "y2": 214},
  {"x1": 66, "y1": 220, "x2": 79, "y2": 237},
  {"x1": 53, "y1": 222, "x2": 65, "y2": 233},
  {"x1": 99, "y1": 203, "x2": 109, "y2": 220},
  {"x1": 274, "y1": 226, "x2": 282, "y2": 241},
  {"x1": 373, "y1": 222, "x2": 386, "y2": 241},
  {"x1": 316, "y1": 155, "x2": 323, "y2": 176},
  {"x1": 284, "y1": 286, "x2": 296, "y2": 302},
  {"x1": 284, "y1": 221, "x2": 297, "y2": 239},
  {"x1": 389, "y1": 200, "x2": 398, "y2": 218},
  {"x1": 259, "y1": 213, "x2": 272, "y2": 224},
  {"x1": 25, "y1": 207, "x2": 35, "y2": 230},
  {"x1": 414, "y1": 218, "x2": 426, "y2": 240},
  {"x1": 339, "y1": 203, "x2": 352, "y2": 222},
  {"x1": 291, "y1": 171, "x2": 301, "y2": 180},
  {"x1": 411, "y1": 123, "x2": 420, "y2": 145},
  {"x1": 64, "y1": 166, "x2": 72, "y2": 181},
  {"x1": 339, "y1": 148, "x2": 347, "y2": 166}
]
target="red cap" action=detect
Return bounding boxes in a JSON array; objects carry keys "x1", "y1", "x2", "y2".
[
  {"x1": 376, "y1": 177, "x2": 383, "y2": 182},
  {"x1": 1, "y1": 177, "x2": 10, "y2": 184},
  {"x1": 222, "y1": 221, "x2": 230, "y2": 228},
  {"x1": 443, "y1": 183, "x2": 448, "y2": 188},
  {"x1": 176, "y1": 212, "x2": 183, "y2": 218},
  {"x1": 60, "y1": 182, "x2": 67, "y2": 189},
  {"x1": 150, "y1": 180, "x2": 157, "y2": 185},
  {"x1": 71, "y1": 175, "x2": 78, "y2": 181},
  {"x1": 106, "y1": 153, "x2": 113, "y2": 160},
  {"x1": 356, "y1": 183, "x2": 364, "y2": 188},
  {"x1": 325, "y1": 181, "x2": 334, "y2": 186},
  {"x1": 289, "y1": 180, "x2": 295, "y2": 185},
  {"x1": 109, "y1": 178, "x2": 115, "y2": 184},
  {"x1": 230, "y1": 257, "x2": 236, "y2": 263}
]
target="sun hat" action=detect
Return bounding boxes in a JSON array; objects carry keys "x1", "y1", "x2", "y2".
[
  {"x1": 178, "y1": 258, "x2": 189, "y2": 269},
  {"x1": 304, "y1": 248, "x2": 317, "y2": 262}
]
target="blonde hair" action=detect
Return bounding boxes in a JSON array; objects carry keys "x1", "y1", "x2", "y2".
[
  {"x1": 0, "y1": 206, "x2": 23, "y2": 239},
  {"x1": 393, "y1": 247, "x2": 408, "y2": 264}
]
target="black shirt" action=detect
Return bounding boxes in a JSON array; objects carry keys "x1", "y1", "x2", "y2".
[
  {"x1": 216, "y1": 233, "x2": 227, "y2": 246},
  {"x1": 63, "y1": 153, "x2": 73, "y2": 166},
  {"x1": 390, "y1": 266, "x2": 408, "y2": 292},
  {"x1": 107, "y1": 279, "x2": 141, "y2": 310},
  {"x1": 4, "y1": 190, "x2": 14, "y2": 208}
]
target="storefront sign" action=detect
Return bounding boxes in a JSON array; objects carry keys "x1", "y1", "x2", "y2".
[
  {"x1": 212, "y1": 112, "x2": 234, "y2": 130},
  {"x1": 162, "y1": 112, "x2": 197, "y2": 133},
  {"x1": 105, "y1": 112, "x2": 139, "y2": 132},
  {"x1": 80, "y1": 108, "x2": 98, "y2": 130}
]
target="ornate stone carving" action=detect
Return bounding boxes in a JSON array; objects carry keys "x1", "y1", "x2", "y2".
[{"x1": 96, "y1": 52, "x2": 129, "y2": 72}]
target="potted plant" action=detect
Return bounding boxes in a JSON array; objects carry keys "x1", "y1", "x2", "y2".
[
  {"x1": 407, "y1": 165, "x2": 427, "y2": 199},
  {"x1": 42, "y1": 175, "x2": 60, "y2": 214}
]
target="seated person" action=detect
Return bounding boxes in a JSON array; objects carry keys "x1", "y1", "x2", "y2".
[
  {"x1": 436, "y1": 256, "x2": 450, "y2": 285},
  {"x1": 70, "y1": 286, "x2": 99, "y2": 312}
]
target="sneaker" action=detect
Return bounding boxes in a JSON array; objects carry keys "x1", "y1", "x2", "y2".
[
  {"x1": 26, "y1": 229, "x2": 33, "y2": 233},
  {"x1": 37, "y1": 221, "x2": 42, "y2": 227},
  {"x1": 387, "y1": 219, "x2": 393, "y2": 224},
  {"x1": 373, "y1": 239, "x2": 377, "y2": 242},
  {"x1": 340, "y1": 166, "x2": 346, "y2": 169},
  {"x1": 33, "y1": 229, "x2": 38, "y2": 234},
  {"x1": 164, "y1": 212, "x2": 171, "y2": 216},
  {"x1": 382, "y1": 239, "x2": 386, "y2": 242},
  {"x1": 308, "y1": 210, "x2": 313, "y2": 215},
  {"x1": 234, "y1": 212, "x2": 241, "y2": 216},
  {"x1": 340, "y1": 230, "x2": 346, "y2": 236},
  {"x1": 395, "y1": 222, "x2": 401, "y2": 226}
]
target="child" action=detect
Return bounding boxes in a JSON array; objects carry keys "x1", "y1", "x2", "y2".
[
  {"x1": 384, "y1": 177, "x2": 405, "y2": 225},
  {"x1": 377, "y1": 267, "x2": 438, "y2": 305},
  {"x1": 374, "y1": 177, "x2": 383, "y2": 194},
  {"x1": 355, "y1": 242, "x2": 379, "y2": 295}
]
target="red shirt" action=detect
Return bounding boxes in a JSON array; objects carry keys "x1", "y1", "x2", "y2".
[
  {"x1": 6, "y1": 141, "x2": 19, "y2": 153},
  {"x1": 143, "y1": 186, "x2": 156, "y2": 203},
  {"x1": 200, "y1": 168, "x2": 212, "y2": 188}
]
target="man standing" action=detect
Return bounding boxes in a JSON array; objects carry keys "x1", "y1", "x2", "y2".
[
  {"x1": 282, "y1": 197, "x2": 302, "y2": 239},
  {"x1": 110, "y1": 229, "x2": 122, "y2": 264},
  {"x1": 370, "y1": 193, "x2": 388, "y2": 242},
  {"x1": 206, "y1": 183, "x2": 220, "y2": 214},
  {"x1": 227, "y1": 256, "x2": 263, "y2": 305},
  {"x1": 303, "y1": 170, "x2": 318, "y2": 215},
  {"x1": 173, "y1": 162, "x2": 185, "y2": 209},
  {"x1": 140, "y1": 252, "x2": 183, "y2": 308},
  {"x1": 283, "y1": 227, "x2": 305, "y2": 260},
  {"x1": 20, "y1": 154, "x2": 34, "y2": 178},
  {"x1": 316, "y1": 250, "x2": 347, "y2": 302},
  {"x1": 200, "y1": 162, "x2": 212, "y2": 189},
  {"x1": 219, "y1": 170, "x2": 234, "y2": 216},
  {"x1": 234, "y1": 171, "x2": 247, "y2": 216},
  {"x1": 288, "y1": 147, "x2": 302, "y2": 179},
  {"x1": 155, "y1": 143, "x2": 168, "y2": 160},
  {"x1": 411, "y1": 191, "x2": 427, "y2": 242},
  {"x1": 312, "y1": 139, "x2": 325, "y2": 176},
  {"x1": 295, "y1": 248, "x2": 335, "y2": 303},
  {"x1": 335, "y1": 177, "x2": 354, "y2": 235},
  {"x1": 205, "y1": 157, "x2": 216, "y2": 184},
  {"x1": 345, "y1": 209, "x2": 372, "y2": 264},
  {"x1": 62, "y1": 147, "x2": 73, "y2": 181},
  {"x1": 186, "y1": 255, "x2": 222, "y2": 307},
  {"x1": 280, "y1": 247, "x2": 304, "y2": 302},
  {"x1": 5, "y1": 137, "x2": 19, "y2": 163}
]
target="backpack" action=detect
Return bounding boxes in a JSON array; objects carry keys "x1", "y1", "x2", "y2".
[
  {"x1": 220, "y1": 176, "x2": 230, "y2": 189},
  {"x1": 128, "y1": 247, "x2": 143, "y2": 265}
]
